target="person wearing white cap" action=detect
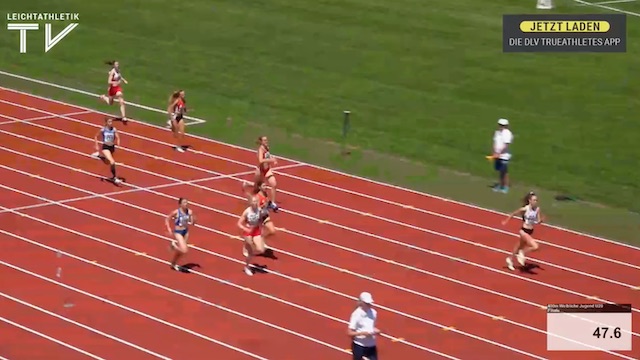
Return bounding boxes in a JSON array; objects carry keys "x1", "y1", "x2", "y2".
[
  {"x1": 491, "y1": 118, "x2": 514, "y2": 193},
  {"x1": 347, "y1": 292, "x2": 380, "y2": 360}
]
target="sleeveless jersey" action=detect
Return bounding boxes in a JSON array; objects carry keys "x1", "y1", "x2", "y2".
[
  {"x1": 522, "y1": 205, "x2": 539, "y2": 226},
  {"x1": 245, "y1": 207, "x2": 262, "y2": 228},
  {"x1": 175, "y1": 208, "x2": 191, "y2": 228},
  {"x1": 102, "y1": 127, "x2": 116, "y2": 145},
  {"x1": 173, "y1": 99, "x2": 185, "y2": 113},
  {"x1": 260, "y1": 146, "x2": 272, "y2": 170},
  {"x1": 110, "y1": 69, "x2": 121, "y2": 82},
  {"x1": 256, "y1": 192, "x2": 268, "y2": 208}
]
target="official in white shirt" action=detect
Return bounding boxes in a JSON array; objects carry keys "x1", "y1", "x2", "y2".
[
  {"x1": 348, "y1": 292, "x2": 380, "y2": 360},
  {"x1": 492, "y1": 118, "x2": 514, "y2": 193}
]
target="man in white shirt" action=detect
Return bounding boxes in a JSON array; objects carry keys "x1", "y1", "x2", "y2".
[
  {"x1": 492, "y1": 118, "x2": 513, "y2": 193},
  {"x1": 348, "y1": 292, "x2": 380, "y2": 360}
]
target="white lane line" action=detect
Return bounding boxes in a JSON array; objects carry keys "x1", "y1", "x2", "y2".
[
  {"x1": 1, "y1": 172, "x2": 634, "y2": 357},
  {"x1": 0, "y1": 292, "x2": 172, "y2": 359},
  {"x1": 3, "y1": 146, "x2": 640, "y2": 316},
  {"x1": 0, "y1": 167, "x2": 265, "y2": 215},
  {"x1": 0, "y1": 127, "x2": 636, "y2": 292},
  {"x1": 0, "y1": 110, "x2": 93, "y2": 125},
  {"x1": 0, "y1": 228, "x2": 443, "y2": 358},
  {"x1": 0, "y1": 82, "x2": 636, "y2": 252},
  {"x1": 1, "y1": 102, "x2": 636, "y2": 274},
  {"x1": 0, "y1": 260, "x2": 270, "y2": 359},
  {"x1": 0, "y1": 316, "x2": 106, "y2": 360}
]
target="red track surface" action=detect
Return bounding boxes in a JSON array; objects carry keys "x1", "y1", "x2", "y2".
[{"x1": 0, "y1": 88, "x2": 638, "y2": 360}]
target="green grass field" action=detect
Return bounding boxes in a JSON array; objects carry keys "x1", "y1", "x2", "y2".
[{"x1": 1, "y1": 0, "x2": 639, "y2": 244}]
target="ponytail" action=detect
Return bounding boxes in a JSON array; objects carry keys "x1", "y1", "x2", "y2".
[
  {"x1": 522, "y1": 191, "x2": 535, "y2": 206},
  {"x1": 256, "y1": 136, "x2": 265, "y2": 145},
  {"x1": 169, "y1": 90, "x2": 184, "y2": 104},
  {"x1": 105, "y1": 60, "x2": 115, "y2": 66}
]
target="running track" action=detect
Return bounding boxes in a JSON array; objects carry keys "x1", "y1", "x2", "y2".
[{"x1": 0, "y1": 87, "x2": 638, "y2": 360}]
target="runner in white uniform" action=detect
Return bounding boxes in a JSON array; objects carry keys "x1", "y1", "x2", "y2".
[
  {"x1": 237, "y1": 196, "x2": 268, "y2": 276},
  {"x1": 502, "y1": 192, "x2": 544, "y2": 270}
]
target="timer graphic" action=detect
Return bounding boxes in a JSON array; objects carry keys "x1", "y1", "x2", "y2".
[{"x1": 546, "y1": 303, "x2": 632, "y2": 351}]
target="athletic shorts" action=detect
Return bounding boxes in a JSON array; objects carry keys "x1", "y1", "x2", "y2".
[{"x1": 102, "y1": 144, "x2": 116, "y2": 153}]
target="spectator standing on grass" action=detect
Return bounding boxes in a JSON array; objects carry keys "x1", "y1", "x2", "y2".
[
  {"x1": 348, "y1": 292, "x2": 380, "y2": 360},
  {"x1": 492, "y1": 118, "x2": 513, "y2": 193}
]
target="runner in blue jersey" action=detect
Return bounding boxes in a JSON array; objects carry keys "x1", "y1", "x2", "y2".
[{"x1": 165, "y1": 197, "x2": 196, "y2": 272}]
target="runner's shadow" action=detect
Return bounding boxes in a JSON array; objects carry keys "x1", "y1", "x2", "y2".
[
  {"x1": 100, "y1": 177, "x2": 127, "y2": 187},
  {"x1": 171, "y1": 145, "x2": 193, "y2": 152},
  {"x1": 178, "y1": 263, "x2": 201, "y2": 274},
  {"x1": 519, "y1": 263, "x2": 542, "y2": 275},
  {"x1": 257, "y1": 248, "x2": 278, "y2": 260},
  {"x1": 250, "y1": 264, "x2": 268, "y2": 275}
]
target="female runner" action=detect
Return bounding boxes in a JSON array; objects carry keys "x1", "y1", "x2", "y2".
[
  {"x1": 254, "y1": 136, "x2": 279, "y2": 212},
  {"x1": 237, "y1": 196, "x2": 269, "y2": 276},
  {"x1": 502, "y1": 191, "x2": 544, "y2": 270},
  {"x1": 93, "y1": 117, "x2": 123, "y2": 184},
  {"x1": 165, "y1": 197, "x2": 196, "y2": 271},
  {"x1": 167, "y1": 90, "x2": 188, "y2": 152},
  {"x1": 99, "y1": 60, "x2": 128, "y2": 123},
  {"x1": 242, "y1": 180, "x2": 277, "y2": 255}
]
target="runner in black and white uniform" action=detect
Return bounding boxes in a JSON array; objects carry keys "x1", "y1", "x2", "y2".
[
  {"x1": 93, "y1": 117, "x2": 123, "y2": 184},
  {"x1": 502, "y1": 191, "x2": 544, "y2": 270}
]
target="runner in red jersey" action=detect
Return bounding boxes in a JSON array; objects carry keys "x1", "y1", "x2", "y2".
[
  {"x1": 237, "y1": 196, "x2": 268, "y2": 276},
  {"x1": 254, "y1": 135, "x2": 279, "y2": 212},
  {"x1": 99, "y1": 60, "x2": 128, "y2": 124},
  {"x1": 167, "y1": 90, "x2": 188, "y2": 152}
]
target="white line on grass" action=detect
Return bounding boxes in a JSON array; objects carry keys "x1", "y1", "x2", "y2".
[{"x1": 574, "y1": 0, "x2": 640, "y2": 16}]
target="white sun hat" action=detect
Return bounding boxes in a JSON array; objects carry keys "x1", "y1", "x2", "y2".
[
  {"x1": 359, "y1": 292, "x2": 374, "y2": 304},
  {"x1": 497, "y1": 118, "x2": 509, "y2": 126}
]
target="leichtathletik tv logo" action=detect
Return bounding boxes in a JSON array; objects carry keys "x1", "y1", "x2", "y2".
[{"x1": 6, "y1": 12, "x2": 79, "y2": 53}]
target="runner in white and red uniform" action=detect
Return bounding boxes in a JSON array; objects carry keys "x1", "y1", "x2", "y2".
[
  {"x1": 242, "y1": 181, "x2": 276, "y2": 240},
  {"x1": 99, "y1": 60, "x2": 128, "y2": 123},
  {"x1": 237, "y1": 196, "x2": 269, "y2": 276},
  {"x1": 254, "y1": 135, "x2": 279, "y2": 212}
]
